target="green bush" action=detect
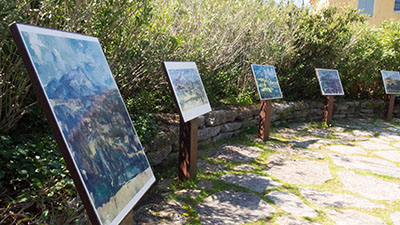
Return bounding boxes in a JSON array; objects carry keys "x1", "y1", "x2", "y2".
[{"x1": 0, "y1": 134, "x2": 81, "y2": 224}]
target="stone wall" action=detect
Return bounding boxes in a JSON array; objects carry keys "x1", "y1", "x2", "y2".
[{"x1": 144, "y1": 99, "x2": 393, "y2": 165}]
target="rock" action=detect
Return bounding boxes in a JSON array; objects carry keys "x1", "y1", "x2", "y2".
[
  {"x1": 361, "y1": 109, "x2": 374, "y2": 114},
  {"x1": 225, "y1": 110, "x2": 238, "y2": 122},
  {"x1": 273, "y1": 127, "x2": 301, "y2": 139},
  {"x1": 299, "y1": 187, "x2": 384, "y2": 209},
  {"x1": 333, "y1": 132, "x2": 360, "y2": 142},
  {"x1": 147, "y1": 145, "x2": 172, "y2": 165},
  {"x1": 391, "y1": 212, "x2": 400, "y2": 225},
  {"x1": 197, "y1": 160, "x2": 225, "y2": 173},
  {"x1": 195, "y1": 191, "x2": 276, "y2": 225},
  {"x1": 374, "y1": 151, "x2": 400, "y2": 162},
  {"x1": 133, "y1": 200, "x2": 186, "y2": 225},
  {"x1": 357, "y1": 141, "x2": 394, "y2": 151},
  {"x1": 274, "y1": 216, "x2": 321, "y2": 225},
  {"x1": 196, "y1": 179, "x2": 214, "y2": 189},
  {"x1": 198, "y1": 126, "x2": 221, "y2": 141},
  {"x1": 290, "y1": 138, "x2": 320, "y2": 149},
  {"x1": 333, "y1": 114, "x2": 346, "y2": 119},
  {"x1": 378, "y1": 133, "x2": 400, "y2": 142},
  {"x1": 336, "y1": 103, "x2": 349, "y2": 111},
  {"x1": 307, "y1": 128, "x2": 333, "y2": 138},
  {"x1": 212, "y1": 130, "x2": 240, "y2": 142},
  {"x1": 209, "y1": 144, "x2": 262, "y2": 162},
  {"x1": 329, "y1": 154, "x2": 400, "y2": 178},
  {"x1": 233, "y1": 164, "x2": 256, "y2": 171},
  {"x1": 352, "y1": 130, "x2": 375, "y2": 137},
  {"x1": 338, "y1": 170, "x2": 400, "y2": 201},
  {"x1": 174, "y1": 189, "x2": 201, "y2": 199},
  {"x1": 219, "y1": 174, "x2": 281, "y2": 192},
  {"x1": 156, "y1": 178, "x2": 173, "y2": 192},
  {"x1": 220, "y1": 122, "x2": 242, "y2": 132},
  {"x1": 198, "y1": 115, "x2": 206, "y2": 128},
  {"x1": 266, "y1": 154, "x2": 332, "y2": 185},
  {"x1": 325, "y1": 209, "x2": 386, "y2": 225},
  {"x1": 205, "y1": 110, "x2": 227, "y2": 126},
  {"x1": 237, "y1": 108, "x2": 253, "y2": 120},
  {"x1": 250, "y1": 105, "x2": 259, "y2": 116},
  {"x1": 267, "y1": 144, "x2": 324, "y2": 159},
  {"x1": 198, "y1": 138, "x2": 212, "y2": 146},
  {"x1": 268, "y1": 191, "x2": 318, "y2": 218},
  {"x1": 325, "y1": 145, "x2": 367, "y2": 155}
]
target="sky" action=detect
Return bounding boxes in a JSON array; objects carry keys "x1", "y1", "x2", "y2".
[
  {"x1": 22, "y1": 31, "x2": 115, "y2": 90},
  {"x1": 273, "y1": 0, "x2": 311, "y2": 8}
]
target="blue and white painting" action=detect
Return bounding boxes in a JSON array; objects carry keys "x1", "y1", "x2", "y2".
[
  {"x1": 164, "y1": 62, "x2": 211, "y2": 122},
  {"x1": 251, "y1": 64, "x2": 283, "y2": 100},
  {"x1": 315, "y1": 68, "x2": 344, "y2": 95},
  {"x1": 16, "y1": 24, "x2": 155, "y2": 225},
  {"x1": 381, "y1": 70, "x2": 400, "y2": 94}
]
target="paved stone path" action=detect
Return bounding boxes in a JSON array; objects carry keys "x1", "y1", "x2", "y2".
[{"x1": 135, "y1": 118, "x2": 400, "y2": 224}]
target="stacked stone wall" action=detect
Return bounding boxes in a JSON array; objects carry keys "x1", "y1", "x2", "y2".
[{"x1": 145, "y1": 100, "x2": 395, "y2": 165}]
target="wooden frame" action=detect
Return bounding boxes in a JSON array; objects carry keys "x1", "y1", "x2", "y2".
[
  {"x1": 162, "y1": 62, "x2": 211, "y2": 180},
  {"x1": 10, "y1": 23, "x2": 155, "y2": 225}
]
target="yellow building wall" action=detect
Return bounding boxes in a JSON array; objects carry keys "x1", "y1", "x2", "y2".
[{"x1": 311, "y1": 0, "x2": 400, "y2": 24}]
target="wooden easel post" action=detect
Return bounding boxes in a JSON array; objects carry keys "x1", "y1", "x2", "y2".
[
  {"x1": 258, "y1": 100, "x2": 272, "y2": 142},
  {"x1": 385, "y1": 94, "x2": 395, "y2": 121},
  {"x1": 323, "y1": 96, "x2": 334, "y2": 125},
  {"x1": 178, "y1": 117, "x2": 198, "y2": 180}
]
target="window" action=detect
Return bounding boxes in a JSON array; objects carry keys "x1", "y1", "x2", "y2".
[
  {"x1": 395, "y1": 0, "x2": 400, "y2": 12},
  {"x1": 358, "y1": 0, "x2": 375, "y2": 16}
]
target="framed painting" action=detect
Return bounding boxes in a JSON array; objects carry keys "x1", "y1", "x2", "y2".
[
  {"x1": 250, "y1": 64, "x2": 283, "y2": 100},
  {"x1": 381, "y1": 70, "x2": 400, "y2": 94},
  {"x1": 315, "y1": 68, "x2": 345, "y2": 96},
  {"x1": 10, "y1": 23, "x2": 155, "y2": 225},
  {"x1": 163, "y1": 62, "x2": 212, "y2": 122}
]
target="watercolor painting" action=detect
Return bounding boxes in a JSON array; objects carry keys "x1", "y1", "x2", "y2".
[
  {"x1": 164, "y1": 62, "x2": 211, "y2": 122},
  {"x1": 251, "y1": 64, "x2": 283, "y2": 100},
  {"x1": 315, "y1": 68, "x2": 344, "y2": 95},
  {"x1": 381, "y1": 70, "x2": 400, "y2": 94},
  {"x1": 13, "y1": 24, "x2": 155, "y2": 225}
]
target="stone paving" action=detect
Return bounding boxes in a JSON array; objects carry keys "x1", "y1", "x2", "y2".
[{"x1": 134, "y1": 118, "x2": 400, "y2": 225}]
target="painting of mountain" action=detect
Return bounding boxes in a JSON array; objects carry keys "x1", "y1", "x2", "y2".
[
  {"x1": 315, "y1": 69, "x2": 344, "y2": 95},
  {"x1": 14, "y1": 24, "x2": 155, "y2": 225},
  {"x1": 251, "y1": 64, "x2": 283, "y2": 100},
  {"x1": 164, "y1": 62, "x2": 211, "y2": 122},
  {"x1": 381, "y1": 70, "x2": 400, "y2": 94}
]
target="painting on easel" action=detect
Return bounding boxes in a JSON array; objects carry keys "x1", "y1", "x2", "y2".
[
  {"x1": 381, "y1": 70, "x2": 400, "y2": 94},
  {"x1": 10, "y1": 23, "x2": 155, "y2": 225},
  {"x1": 315, "y1": 68, "x2": 344, "y2": 96},
  {"x1": 251, "y1": 64, "x2": 283, "y2": 100},
  {"x1": 163, "y1": 62, "x2": 211, "y2": 122}
]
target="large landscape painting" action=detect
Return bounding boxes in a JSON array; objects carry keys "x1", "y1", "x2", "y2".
[
  {"x1": 381, "y1": 70, "x2": 400, "y2": 94},
  {"x1": 164, "y1": 62, "x2": 211, "y2": 122},
  {"x1": 315, "y1": 68, "x2": 344, "y2": 95},
  {"x1": 251, "y1": 64, "x2": 283, "y2": 100},
  {"x1": 14, "y1": 24, "x2": 155, "y2": 225}
]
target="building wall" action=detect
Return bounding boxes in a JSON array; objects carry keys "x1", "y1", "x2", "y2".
[{"x1": 311, "y1": 0, "x2": 400, "y2": 25}]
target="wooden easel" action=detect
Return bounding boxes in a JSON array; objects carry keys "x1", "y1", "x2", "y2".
[
  {"x1": 258, "y1": 100, "x2": 272, "y2": 142},
  {"x1": 323, "y1": 96, "x2": 334, "y2": 125},
  {"x1": 178, "y1": 117, "x2": 198, "y2": 180},
  {"x1": 385, "y1": 94, "x2": 395, "y2": 121}
]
